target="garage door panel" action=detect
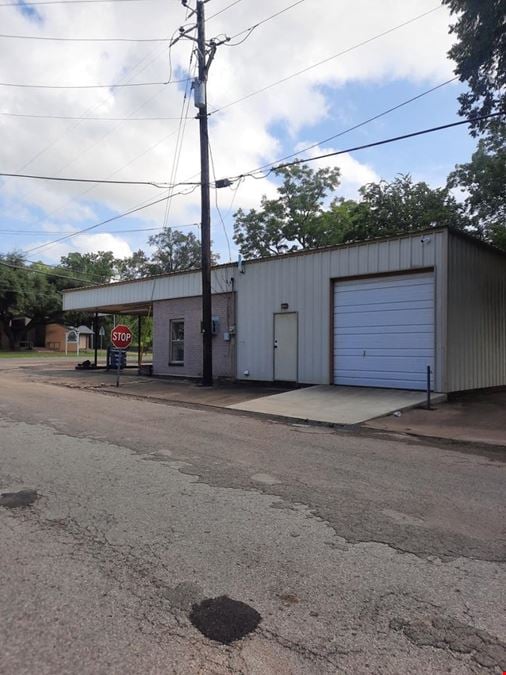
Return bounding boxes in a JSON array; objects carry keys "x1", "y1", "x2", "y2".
[
  {"x1": 336, "y1": 356, "x2": 433, "y2": 374},
  {"x1": 335, "y1": 283, "x2": 434, "y2": 306},
  {"x1": 335, "y1": 333, "x2": 433, "y2": 349},
  {"x1": 333, "y1": 272, "x2": 435, "y2": 390},
  {"x1": 335, "y1": 346, "x2": 434, "y2": 357},
  {"x1": 334, "y1": 299, "x2": 433, "y2": 314},
  {"x1": 337, "y1": 275, "x2": 433, "y2": 291},
  {"x1": 335, "y1": 308, "x2": 434, "y2": 328},
  {"x1": 336, "y1": 375, "x2": 428, "y2": 388},
  {"x1": 335, "y1": 325, "x2": 432, "y2": 336}
]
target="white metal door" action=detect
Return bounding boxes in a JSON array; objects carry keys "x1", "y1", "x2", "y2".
[
  {"x1": 274, "y1": 313, "x2": 298, "y2": 381},
  {"x1": 333, "y1": 272, "x2": 435, "y2": 390}
]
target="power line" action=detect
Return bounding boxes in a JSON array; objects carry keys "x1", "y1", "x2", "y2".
[
  {"x1": 208, "y1": 139, "x2": 231, "y2": 261},
  {"x1": 25, "y1": 125, "x2": 183, "y2": 230},
  {"x1": 36, "y1": 113, "x2": 489, "y2": 279},
  {"x1": 225, "y1": 0, "x2": 306, "y2": 45},
  {"x1": 0, "y1": 170, "x2": 198, "y2": 188},
  {"x1": 0, "y1": 6, "x2": 444, "y2": 122},
  {"x1": 23, "y1": 184, "x2": 200, "y2": 255},
  {"x1": 0, "y1": 111, "x2": 195, "y2": 121},
  {"x1": 2, "y1": 254, "x2": 119, "y2": 286},
  {"x1": 0, "y1": 0, "x2": 161, "y2": 6},
  {"x1": 0, "y1": 224, "x2": 199, "y2": 234},
  {"x1": 208, "y1": 5, "x2": 442, "y2": 116},
  {"x1": 246, "y1": 76, "x2": 459, "y2": 176},
  {"x1": 16, "y1": 40, "x2": 176, "y2": 173},
  {"x1": 207, "y1": 0, "x2": 246, "y2": 21},
  {"x1": 0, "y1": 259, "x2": 96, "y2": 285},
  {"x1": 228, "y1": 112, "x2": 505, "y2": 183},
  {"x1": 11, "y1": 62, "x2": 197, "y2": 254},
  {"x1": 0, "y1": 77, "x2": 189, "y2": 89},
  {"x1": 0, "y1": 32, "x2": 170, "y2": 42},
  {"x1": 162, "y1": 56, "x2": 195, "y2": 230}
]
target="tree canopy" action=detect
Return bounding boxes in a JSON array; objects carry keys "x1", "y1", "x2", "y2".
[
  {"x1": 344, "y1": 175, "x2": 467, "y2": 241},
  {"x1": 233, "y1": 168, "x2": 469, "y2": 258},
  {"x1": 448, "y1": 124, "x2": 506, "y2": 249},
  {"x1": 148, "y1": 228, "x2": 202, "y2": 274},
  {"x1": 233, "y1": 165, "x2": 341, "y2": 257},
  {"x1": 0, "y1": 254, "x2": 63, "y2": 348},
  {"x1": 441, "y1": 0, "x2": 506, "y2": 248},
  {"x1": 59, "y1": 251, "x2": 117, "y2": 285},
  {"x1": 442, "y1": 0, "x2": 506, "y2": 135}
]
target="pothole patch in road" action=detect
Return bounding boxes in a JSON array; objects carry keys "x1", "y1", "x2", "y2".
[
  {"x1": 278, "y1": 593, "x2": 299, "y2": 606},
  {"x1": 189, "y1": 595, "x2": 262, "y2": 644},
  {"x1": 390, "y1": 616, "x2": 506, "y2": 670},
  {"x1": 0, "y1": 489, "x2": 39, "y2": 508},
  {"x1": 290, "y1": 424, "x2": 335, "y2": 435},
  {"x1": 251, "y1": 473, "x2": 281, "y2": 485}
]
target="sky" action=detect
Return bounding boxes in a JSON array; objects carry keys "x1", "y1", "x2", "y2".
[{"x1": 0, "y1": 0, "x2": 476, "y2": 266}]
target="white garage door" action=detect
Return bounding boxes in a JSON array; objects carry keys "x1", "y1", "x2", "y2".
[{"x1": 334, "y1": 272, "x2": 435, "y2": 390}]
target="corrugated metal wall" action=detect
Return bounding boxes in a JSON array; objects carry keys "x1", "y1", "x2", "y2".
[
  {"x1": 235, "y1": 230, "x2": 448, "y2": 388},
  {"x1": 62, "y1": 266, "x2": 235, "y2": 311},
  {"x1": 447, "y1": 233, "x2": 506, "y2": 392}
]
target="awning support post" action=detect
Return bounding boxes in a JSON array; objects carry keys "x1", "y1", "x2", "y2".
[
  {"x1": 137, "y1": 315, "x2": 142, "y2": 369},
  {"x1": 94, "y1": 312, "x2": 99, "y2": 368}
]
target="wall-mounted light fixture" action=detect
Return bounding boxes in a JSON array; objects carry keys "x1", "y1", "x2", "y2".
[{"x1": 281, "y1": 302, "x2": 289, "y2": 310}]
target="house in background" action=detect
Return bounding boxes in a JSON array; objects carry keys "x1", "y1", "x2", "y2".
[
  {"x1": 0, "y1": 322, "x2": 96, "y2": 352},
  {"x1": 62, "y1": 227, "x2": 506, "y2": 393},
  {"x1": 45, "y1": 324, "x2": 94, "y2": 352},
  {"x1": 76, "y1": 325, "x2": 94, "y2": 350}
]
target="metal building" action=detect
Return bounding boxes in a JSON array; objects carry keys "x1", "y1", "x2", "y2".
[{"x1": 63, "y1": 227, "x2": 506, "y2": 393}]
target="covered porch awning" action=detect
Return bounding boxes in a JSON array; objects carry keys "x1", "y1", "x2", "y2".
[{"x1": 62, "y1": 264, "x2": 235, "y2": 315}]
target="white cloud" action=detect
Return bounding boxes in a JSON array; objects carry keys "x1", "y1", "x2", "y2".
[
  {"x1": 0, "y1": 0, "x2": 457, "y2": 260},
  {"x1": 293, "y1": 142, "x2": 379, "y2": 198},
  {"x1": 32, "y1": 232, "x2": 133, "y2": 264}
]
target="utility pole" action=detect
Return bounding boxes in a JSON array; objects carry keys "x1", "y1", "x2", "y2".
[{"x1": 196, "y1": 0, "x2": 213, "y2": 386}]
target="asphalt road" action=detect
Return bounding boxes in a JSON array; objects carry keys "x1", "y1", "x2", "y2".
[{"x1": 0, "y1": 360, "x2": 505, "y2": 674}]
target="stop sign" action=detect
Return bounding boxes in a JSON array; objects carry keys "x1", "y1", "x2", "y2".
[{"x1": 111, "y1": 324, "x2": 133, "y2": 349}]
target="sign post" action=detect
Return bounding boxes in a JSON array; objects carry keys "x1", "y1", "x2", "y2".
[{"x1": 110, "y1": 324, "x2": 133, "y2": 387}]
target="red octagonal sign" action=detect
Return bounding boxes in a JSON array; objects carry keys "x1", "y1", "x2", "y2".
[{"x1": 111, "y1": 324, "x2": 133, "y2": 350}]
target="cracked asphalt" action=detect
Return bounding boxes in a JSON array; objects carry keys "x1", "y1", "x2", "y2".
[{"x1": 0, "y1": 360, "x2": 505, "y2": 674}]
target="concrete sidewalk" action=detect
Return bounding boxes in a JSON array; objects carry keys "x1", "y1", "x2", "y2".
[
  {"x1": 228, "y1": 385, "x2": 445, "y2": 425},
  {"x1": 25, "y1": 365, "x2": 441, "y2": 425},
  {"x1": 11, "y1": 360, "x2": 503, "y2": 445},
  {"x1": 366, "y1": 389, "x2": 506, "y2": 447},
  {"x1": 21, "y1": 364, "x2": 289, "y2": 409}
]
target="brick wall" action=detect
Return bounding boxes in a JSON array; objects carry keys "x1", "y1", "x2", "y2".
[
  {"x1": 152, "y1": 293, "x2": 235, "y2": 378},
  {"x1": 45, "y1": 323, "x2": 66, "y2": 351}
]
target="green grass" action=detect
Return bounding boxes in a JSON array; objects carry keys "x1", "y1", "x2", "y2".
[
  {"x1": 0, "y1": 349, "x2": 152, "y2": 359},
  {"x1": 0, "y1": 350, "x2": 83, "y2": 358}
]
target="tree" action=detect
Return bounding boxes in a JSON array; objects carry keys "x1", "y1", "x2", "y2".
[
  {"x1": 0, "y1": 253, "x2": 28, "y2": 349},
  {"x1": 443, "y1": 0, "x2": 506, "y2": 136},
  {"x1": 233, "y1": 164, "x2": 341, "y2": 257},
  {"x1": 116, "y1": 250, "x2": 152, "y2": 280},
  {"x1": 337, "y1": 175, "x2": 468, "y2": 242},
  {"x1": 148, "y1": 228, "x2": 210, "y2": 274},
  {"x1": 448, "y1": 125, "x2": 506, "y2": 249},
  {"x1": 317, "y1": 198, "x2": 372, "y2": 245},
  {"x1": 0, "y1": 255, "x2": 63, "y2": 349},
  {"x1": 59, "y1": 251, "x2": 118, "y2": 285},
  {"x1": 441, "y1": 1, "x2": 506, "y2": 249}
]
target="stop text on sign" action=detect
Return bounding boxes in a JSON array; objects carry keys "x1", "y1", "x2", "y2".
[{"x1": 111, "y1": 324, "x2": 133, "y2": 349}]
